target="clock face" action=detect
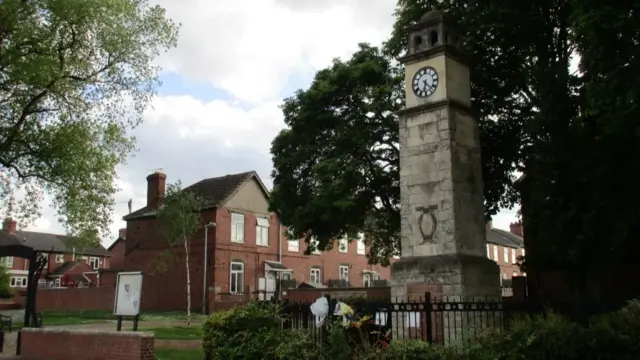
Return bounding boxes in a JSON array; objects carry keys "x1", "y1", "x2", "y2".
[{"x1": 412, "y1": 67, "x2": 439, "y2": 98}]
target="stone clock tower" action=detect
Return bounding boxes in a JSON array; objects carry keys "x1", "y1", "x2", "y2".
[{"x1": 390, "y1": 9, "x2": 501, "y2": 337}]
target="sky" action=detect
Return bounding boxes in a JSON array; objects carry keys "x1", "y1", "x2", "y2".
[{"x1": 24, "y1": 0, "x2": 519, "y2": 246}]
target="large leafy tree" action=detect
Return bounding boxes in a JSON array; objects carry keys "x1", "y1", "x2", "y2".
[{"x1": 0, "y1": 0, "x2": 179, "y2": 241}]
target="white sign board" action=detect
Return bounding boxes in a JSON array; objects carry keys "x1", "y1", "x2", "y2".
[{"x1": 114, "y1": 271, "x2": 143, "y2": 316}]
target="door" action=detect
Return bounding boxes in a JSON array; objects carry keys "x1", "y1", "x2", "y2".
[{"x1": 266, "y1": 272, "x2": 276, "y2": 300}]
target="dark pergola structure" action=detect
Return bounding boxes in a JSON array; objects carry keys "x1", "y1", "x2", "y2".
[{"x1": 0, "y1": 234, "x2": 47, "y2": 355}]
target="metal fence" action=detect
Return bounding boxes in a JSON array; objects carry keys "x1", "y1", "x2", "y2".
[{"x1": 276, "y1": 292, "x2": 538, "y2": 347}]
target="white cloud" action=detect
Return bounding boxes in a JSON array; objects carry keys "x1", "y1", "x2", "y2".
[
  {"x1": 20, "y1": 0, "x2": 522, "y2": 246},
  {"x1": 152, "y1": 0, "x2": 396, "y2": 104}
]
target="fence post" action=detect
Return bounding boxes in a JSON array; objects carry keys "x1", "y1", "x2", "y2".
[{"x1": 424, "y1": 292, "x2": 433, "y2": 343}]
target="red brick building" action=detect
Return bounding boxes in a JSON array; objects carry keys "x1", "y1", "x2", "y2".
[
  {"x1": 485, "y1": 221, "x2": 525, "y2": 285},
  {"x1": 0, "y1": 218, "x2": 112, "y2": 289},
  {"x1": 122, "y1": 170, "x2": 395, "y2": 311},
  {"x1": 107, "y1": 228, "x2": 126, "y2": 268}
]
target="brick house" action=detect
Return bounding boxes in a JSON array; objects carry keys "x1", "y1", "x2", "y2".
[
  {"x1": 485, "y1": 221, "x2": 525, "y2": 285},
  {"x1": 0, "y1": 218, "x2": 112, "y2": 289},
  {"x1": 107, "y1": 228, "x2": 127, "y2": 268},
  {"x1": 122, "y1": 170, "x2": 395, "y2": 311}
]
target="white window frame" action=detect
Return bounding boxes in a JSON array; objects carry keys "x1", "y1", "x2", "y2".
[
  {"x1": 486, "y1": 244, "x2": 490, "y2": 258},
  {"x1": 89, "y1": 257, "x2": 100, "y2": 270},
  {"x1": 310, "y1": 267, "x2": 321, "y2": 284},
  {"x1": 363, "y1": 273, "x2": 372, "y2": 287},
  {"x1": 493, "y1": 245, "x2": 498, "y2": 260},
  {"x1": 231, "y1": 213, "x2": 245, "y2": 243},
  {"x1": 511, "y1": 248, "x2": 517, "y2": 264},
  {"x1": 338, "y1": 237, "x2": 348, "y2": 253},
  {"x1": 357, "y1": 234, "x2": 365, "y2": 255},
  {"x1": 513, "y1": 271, "x2": 518, "y2": 277},
  {"x1": 288, "y1": 239, "x2": 299, "y2": 252},
  {"x1": 310, "y1": 237, "x2": 321, "y2": 255},
  {"x1": 503, "y1": 247, "x2": 509, "y2": 262},
  {"x1": 54, "y1": 277, "x2": 61, "y2": 288},
  {"x1": 339, "y1": 265, "x2": 349, "y2": 281},
  {"x1": 55, "y1": 254, "x2": 64, "y2": 263},
  {"x1": 10, "y1": 276, "x2": 27, "y2": 288},
  {"x1": 281, "y1": 272, "x2": 292, "y2": 280},
  {"x1": 0, "y1": 256, "x2": 13, "y2": 268},
  {"x1": 256, "y1": 217, "x2": 269, "y2": 246},
  {"x1": 521, "y1": 248, "x2": 526, "y2": 257},
  {"x1": 230, "y1": 262, "x2": 244, "y2": 294}
]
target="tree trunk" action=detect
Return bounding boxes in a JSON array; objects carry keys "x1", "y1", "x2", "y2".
[{"x1": 184, "y1": 238, "x2": 192, "y2": 327}]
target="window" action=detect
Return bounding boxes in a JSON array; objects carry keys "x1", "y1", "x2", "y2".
[
  {"x1": 521, "y1": 248, "x2": 526, "y2": 257},
  {"x1": 0, "y1": 256, "x2": 13, "y2": 268},
  {"x1": 363, "y1": 273, "x2": 372, "y2": 287},
  {"x1": 89, "y1": 257, "x2": 100, "y2": 270},
  {"x1": 310, "y1": 237, "x2": 321, "y2": 255},
  {"x1": 281, "y1": 272, "x2": 292, "y2": 280},
  {"x1": 503, "y1": 248, "x2": 508, "y2": 262},
  {"x1": 338, "y1": 237, "x2": 348, "y2": 253},
  {"x1": 339, "y1": 265, "x2": 349, "y2": 281},
  {"x1": 55, "y1": 254, "x2": 64, "y2": 263},
  {"x1": 486, "y1": 244, "x2": 490, "y2": 258},
  {"x1": 310, "y1": 267, "x2": 321, "y2": 284},
  {"x1": 10, "y1": 276, "x2": 27, "y2": 288},
  {"x1": 502, "y1": 273, "x2": 508, "y2": 279},
  {"x1": 230, "y1": 262, "x2": 244, "y2": 294},
  {"x1": 256, "y1": 217, "x2": 269, "y2": 246},
  {"x1": 231, "y1": 213, "x2": 245, "y2": 243},
  {"x1": 511, "y1": 249, "x2": 517, "y2": 264},
  {"x1": 54, "y1": 277, "x2": 61, "y2": 288},
  {"x1": 493, "y1": 245, "x2": 498, "y2": 260},
  {"x1": 357, "y1": 234, "x2": 366, "y2": 255},
  {"x1": 288, "y1": 239, "x2": 299, "y2": 252},
  {"x1": 513, "y1": 271, "x2": 518, "y2": 277}
]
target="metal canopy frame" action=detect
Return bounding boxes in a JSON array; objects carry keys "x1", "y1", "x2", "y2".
[{"x1": 0, "y1": 242, "x2": 47, "y2": 355}]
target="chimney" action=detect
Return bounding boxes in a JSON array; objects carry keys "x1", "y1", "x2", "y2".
[
  {"x1": 510, "y1": 222, "x2": 523, "y2": 237},
  {"x1": 3, "y1": 218, "x2": 17, "y2": 233},
  {"x1": 485, "y1": 220, "x2": 493, "y2": 230},
  {"x1": 146, "y1": 170, "x2": 167, "y2": 209},
  {"x1": 118, "y1": 228, "x2": 127, "y2": 239}
]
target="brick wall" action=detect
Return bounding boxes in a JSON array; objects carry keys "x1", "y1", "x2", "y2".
[
  {"x1": 35, "y1": 287, "x2": 115, "y2": 311},
  {"x1": 20, "y1": 327, "x2": 154, "y2": 360}
]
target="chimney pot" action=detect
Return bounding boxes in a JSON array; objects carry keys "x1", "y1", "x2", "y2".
[
  {"x1": 3, "y1": 218, "x2": 17, "y2": 233},
  {"x1": 510, "y1": 222, "x2": 523, "y2": 237},
  {"x1": 118, "y1": 228, "x2": 127, "y2": 239},
  {"x1": 485, "y1": 220, "x2": 493, "y2": 231},
  {"x1": 146, "y1": 171, "x2": 167, "y2": 209}
]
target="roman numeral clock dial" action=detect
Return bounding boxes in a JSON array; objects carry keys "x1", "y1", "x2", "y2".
[{"x1": 412, "y1": 67, "x2": 439, "y2": 98}]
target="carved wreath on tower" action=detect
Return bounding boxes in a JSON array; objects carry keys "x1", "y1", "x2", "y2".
[{"x1": 416, "y1": 205, "x2": 438, "y2": 244}]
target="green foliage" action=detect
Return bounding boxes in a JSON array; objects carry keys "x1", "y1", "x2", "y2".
[
  {"x1": 0, "y1": 0, "x2": 179, "y2": 244},
  {"x1": 202, "y1": 302, "x2": 321, "y2": 360},
  {"x1": 270, "y1": 44, "x2": 402, "y2": 264},
  {"x1": 0, "y1": 266, "x2": 12, "y2": 299},
  {"x1": 157, "y1": 181, "x2": 203, "y2": 249}
]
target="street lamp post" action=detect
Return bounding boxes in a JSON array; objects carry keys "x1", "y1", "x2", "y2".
[{"x1": 202, "y1": 222, "x2": 216, "y2": 315}]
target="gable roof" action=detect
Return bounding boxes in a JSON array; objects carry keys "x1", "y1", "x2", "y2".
[
  {"x1": 0, "y1": 230, "x2": 110, "y2": 256},
  {"x1": 123, "y1": 170, "x2": 270, "y2": 221},
  {"x1": 486, "y1": 228, "x2": 524, "y2": 248},
  {"x1": 107, "y1": 237, "x2": 125, "y2": 251}
]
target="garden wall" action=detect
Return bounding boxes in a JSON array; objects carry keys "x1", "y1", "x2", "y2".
[
  {"x1": 34, "y1": 287, "x2": 115, "y2": 311},
  {"x1": 19, "y1": 327, "x2": 154, "y2": 360}
]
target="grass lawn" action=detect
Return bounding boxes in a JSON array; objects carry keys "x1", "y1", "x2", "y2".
[
  {"x1": 154, "y1": 348, "x2": 204, "y2": 360},
  {"x1": 144, "y1": 325, "x2": 202, "y2": 340}
]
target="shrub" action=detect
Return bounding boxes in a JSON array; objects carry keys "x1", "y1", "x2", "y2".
[
  {"x1": 0, "y1": 266, "x2": 12, "y2": 299},
  {"x1": 202, "y1": 302, "x2": 321, "y2": 360},
  {"x1": 585, "y1": 300, "x2": 640, "y2": 360},
  {"x1": 359, "y1": 340, "x2": 457, "y2": 360}
]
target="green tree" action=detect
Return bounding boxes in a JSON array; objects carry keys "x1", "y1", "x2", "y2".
[
  {"x1": 156, "y1": 181, "x2": 203, "y2": 326},
  {"x1": 0, "y1": 0, "x2": 179, "y2": 242},
  {"x1": 270, "y1": 45, "x2": 403, "y2": 264},
  {"x1": 0, "y1": 265, "x2": 11, "y2": 299}
]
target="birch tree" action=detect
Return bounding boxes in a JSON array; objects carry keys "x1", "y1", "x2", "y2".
[{"x1": 156, "y1": 181, "x2": 203, "y2": 326}]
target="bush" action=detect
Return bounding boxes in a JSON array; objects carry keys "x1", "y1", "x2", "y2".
[
  {"x1": 358, "y1": 340, "x2": 457, "y2": 360},
  {"x1": 202, "y1": 302, "x2": 321, "y2": 360},
  {"x1": 0, "y1": 266, "x2": 12, "y2": 299}
]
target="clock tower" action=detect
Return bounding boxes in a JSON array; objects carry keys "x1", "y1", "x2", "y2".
[{"x1": 390, "y1": 9, "x2": 501, "y2": 340}]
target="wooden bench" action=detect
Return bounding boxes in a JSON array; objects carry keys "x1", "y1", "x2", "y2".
[{"x1": 0, "y1": 315, "x2": 11, "y2": 332}]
